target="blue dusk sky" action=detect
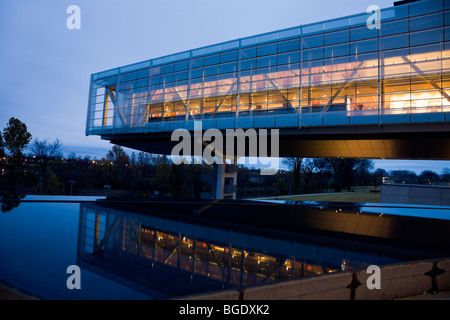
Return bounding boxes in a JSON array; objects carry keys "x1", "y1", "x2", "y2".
[{"x1": 0, "y1": 0, "x2": 449, "y2": 175}]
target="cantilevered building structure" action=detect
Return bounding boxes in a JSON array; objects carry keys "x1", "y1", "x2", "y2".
[{"x1": 86, "y1": 0, "x2": 450, "y2": 198}]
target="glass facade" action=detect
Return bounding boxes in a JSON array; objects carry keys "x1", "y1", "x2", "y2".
[{"x1": 86, "y1": 0, "x2": 450, "y2": 135}]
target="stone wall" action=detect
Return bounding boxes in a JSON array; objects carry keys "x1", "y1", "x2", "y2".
[
  {"x1": 381, "y1": 183, "x2": 450, "y2": 206},
  {"x1": 179, "y1": 258, "x2": 450, "y2": 300}
]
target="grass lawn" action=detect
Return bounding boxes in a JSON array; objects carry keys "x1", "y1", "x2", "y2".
[{"x1": 267, "y1": 192, "x2": 381, "y2": 203}]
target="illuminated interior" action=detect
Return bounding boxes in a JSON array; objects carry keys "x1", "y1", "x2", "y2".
[
  {"x1": 86, "y1": 0, "x2": 450, "y2": 132},
  {"x1": 138, "y1": 226, "x2": 339, "y2": 287}
]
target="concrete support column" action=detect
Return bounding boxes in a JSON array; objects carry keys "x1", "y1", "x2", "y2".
[{"x1": 215, "y1": 156, "x2": 238, "y2": 200}]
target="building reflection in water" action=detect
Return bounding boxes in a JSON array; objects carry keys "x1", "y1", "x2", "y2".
[{"x1": 77, "y1": 203, "x2": 402, "y2": 299}]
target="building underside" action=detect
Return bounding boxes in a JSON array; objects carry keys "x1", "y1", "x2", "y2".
[{"x1": 104, "y1": 122, "x2": 450, "y2": 159}]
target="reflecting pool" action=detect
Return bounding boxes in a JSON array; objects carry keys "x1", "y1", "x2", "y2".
[{"x1": 0, "y1": 196, "x2": 445, "y2": 299}]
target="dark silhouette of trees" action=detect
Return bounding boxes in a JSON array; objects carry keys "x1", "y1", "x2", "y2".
[
  {"x1": 442, "y1": 168, "x2": 450, "y2": 184},
  {"x1": 314, "y1": 158, "x2": 374, "y2": 192},
  {"x1": 282, "y1": 157, "x2": 303, "y2": 194},
  {"x1": 0, "y1": 118, "x2": 447, "y2": 200},
  {"x1": 2, "y1": 118, "x2": 32, "y2": 194},
  {"x1": 390, "y1": 170, "x2": 418, "y2": 184},
  {"x1": 29, "y1": 138, "x2": 63, "y2": 187},
  {"x1": 418, "y1": 170, "x2": 440, "y2": 185}
]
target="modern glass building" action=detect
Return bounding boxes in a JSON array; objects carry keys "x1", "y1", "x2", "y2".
[{"x1": 86, "y1": 0, "x2": 450, "y2": 139}]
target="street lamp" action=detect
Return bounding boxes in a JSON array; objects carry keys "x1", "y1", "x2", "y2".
[
  {"x1": 104, "y1": 185, "x2": 111, "y2": 198},
  {"x1": 39, "y1": 176, "x2": 44, "y2": 195},
  {"x1": 69, "y1": 180, "x2": 76, "y2": 196}
]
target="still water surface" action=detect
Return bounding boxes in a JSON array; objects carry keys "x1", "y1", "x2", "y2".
[{"x1": 0, "y1": 196, "x2": 445, "y2": 299}]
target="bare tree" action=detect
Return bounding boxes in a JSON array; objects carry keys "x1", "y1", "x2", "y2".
[
  {"x1": 283, "y1": 157, "x2": 303, "y2": 194},
  {"x1": 29, "y1": 138, "x2": 63, "y2": 181}
]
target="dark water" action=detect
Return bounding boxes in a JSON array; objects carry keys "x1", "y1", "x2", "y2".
[{"x1": 0, "y1": 196, "x2": 445, "y2": 300}]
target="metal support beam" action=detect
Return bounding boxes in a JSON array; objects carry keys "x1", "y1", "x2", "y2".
[
  {"x1": 402, "y1": 56, "x2": 450, "y2": 104},
  {"x1": 323, "y1": 61, "x2": 365, "y2": 112}
]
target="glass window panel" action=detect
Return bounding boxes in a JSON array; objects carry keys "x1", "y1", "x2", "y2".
[
  {"x1": 240, "y1": 59, "x2": 256, "y2": 70},
  {"x1": 174, "y1": 71, "x2": 188, "y2": 82},
  {"x1": 411, "y1": 29, "x2": 443, "y2": 46},
  {"x1": 220, "y1": 62, "x2": 238, "y2": 74},
  {"x1": 411, "y1": 59, "x2": 442, "y2": 75},
  {"x1": 219, "y1": 72, "x2": 236, "y2": 80},
  {"x1": 258, "y1": 32, "x2": 278, "y2": 44},
  {"x1": 381, "y1": 5, "x2": 408, "y2": 22},
  {"x1": 380, "y1": 34, "x2": 409, "y2": 50},
  {"x1": 349, "y1": 13, "x2": 369, "y2": 28},
  {"x1": 241, "y1": 36, "x2": 258, "y2": 47},
  {"x1": 278, "y1": 52, "x2": 299, "y2": 65},
  {"x1": 446, "y1": 27, "x2": 450, "y2": 41},
  {"x1": 278, "y1": 38, "x2": 300, "y2": 53},
  {"x1": 357, "y1": 83, "x2": 379, "y2": 95},
  {"x1": 384, "y1": 78, "x2": 410, "y2": 93},
  {"x1": 383, "y1": 64, "x2": 410, "y2": 77},
  {"x1": 204, "y1": 54, "x2": 220, "y2": 66},
  {"x1": 301, "y1": 59, "x2": 323, "y2": 71},
  {"x1": 277, "y1": 64, "x2": 290, "y2": 72},
  {"x1": 409, "y1": 0, "x2": 443, "y2": 17},
  {"x1": 117, "y1": 74, "x2": 127, "y2": 83},
  {"x1": 136, "y1": 69, "x2": 148, "y2": 79},
  {"x1": 162, "y1": 74, "x2": 173, "y2": 83},
  {"x1": 151, "y1": 76, "x2": 161, "y2": 86},
  {"x1": 204, "y1": 65, "x2": 219, "y2": 77},
  {"x1": 351, "y1": 39, "x2": 378, "y2": 55},
  {"x1": 289, "y1": 63, "x2": 300, "y2": 72},
  {"x1": 302, "y1": 34, "x2": 323, "y2": 48},
  {"x1": 446, "y1": 11, "x2": 450, "y2": 26},
  {"x1": 240, "y1": 46, "x2": 257, "y2": 59},
  {"x1": 255, "y1": 67, "x2": 270, "y2": 75},
  {"x1": 381, "y1": 48, "x2": 409, "y2": 64},
  {"x1": 324, "y1": 30, "x2": 349, "y2": 45},
  {"x1": 204, "y1": 44, "x2": 221, "y2": 55},
  {"x1": 324, "y1": 43, "x2": 349, "y2": 58},
  {"x1": 218, "y1": 42, "x2": 236, "y2": 53},
  {"x1": 410, "y1": 13, "x2": 443, "y2": 32},
  {"x1": 220, "y1": 50, "x2": 238, "y2": 63},
  {"x1": 302, "y1": 23, "x2": 323, "y2": 35},
  {"x1": 136, "y1": 79, "x2": 148, "y2": 88},
  {"x1": 190, "y1": 68, "x2": 203, "y2": 79},
  {"x1": 278, "y1": 27, "x2": 300, "y2": 40},
  {"x1": 350, "y1": 26, "x2": 378, "y2": 41},
  {"x1": 149, "y1": 66, "x2": 161, "y2": 76},
  {"x1": 160, "y1": 64, "x2": 174, "y2": 74},
  {"x1": 380, "y1": 19, "x2": 408, "y2": 37},
  {"x1": 411, "y1": 76, "x2": 440, "y2": 91},
  {"x1": 174, "y1": 60, "x2": 189, "y2": 72},
  {"x1": 190, "y1": 58, "x2": 203, "y2": 68},
  {"x1": 410, "y1": 44, "x2": 441, "y2": 61},
  {"x1": 257, "y1": 55, "x2": 277, "y2": 68},
  {"x1": 302, "y1": 47, "x2": 323, "y2": 61},
  {"x1": 125, "y1": 72, "x2": 137, "y2": 81},
  {"x1": 257, "y1": 43, "x2": 278, "y2": 56},
  {"x1": 324, "y1": 18, "x2": 349, "y2": 32}
]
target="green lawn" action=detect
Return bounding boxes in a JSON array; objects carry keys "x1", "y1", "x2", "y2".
[{"x1": 266, "y1": 192, "x2": 381, "y2": 203}]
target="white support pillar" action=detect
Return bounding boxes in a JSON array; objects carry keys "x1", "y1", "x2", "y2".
[{"x1": 215, "y1": 156, "x2": 238, "y2": 200}]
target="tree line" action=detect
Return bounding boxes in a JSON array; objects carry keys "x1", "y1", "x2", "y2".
[{"x1": 1, "y1": 117, "x2": 450, "y2": 200}]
